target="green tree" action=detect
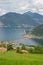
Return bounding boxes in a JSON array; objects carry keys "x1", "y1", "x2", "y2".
[
  {"x1": 21, "y1": 44, "x2": 26, "y2": 50},
  {"x1": 16, "y1": 47, "x2": 20, "y2": 53},
  {"x1": 7, "y1": 44, "x2": 13, "y2": 51},
  {"x1": 29, "y1": 48, "x2": 34, "y2": 53},
  {"x1": 0, "y1": 43, "x2": 7, "y2": 48},
  {"x1": 34, "y1": 46, "x2": 43, "y2": 54}
]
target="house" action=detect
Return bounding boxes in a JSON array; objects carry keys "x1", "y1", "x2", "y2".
[
  {"x1": 21, "y1": 50, "x2": 28, "y2": 53},
  {"x1": 0, "y1": 47, "x2": 7, "y2": 52}
]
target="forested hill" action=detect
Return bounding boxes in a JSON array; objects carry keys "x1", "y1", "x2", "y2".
[{"x1": 31, "y1": 24, "x2": 43, "y2": 36}]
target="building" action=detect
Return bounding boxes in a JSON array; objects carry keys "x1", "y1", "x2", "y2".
[{"x1": 0, "y1": 47, "x2": 7, "y2": 52}]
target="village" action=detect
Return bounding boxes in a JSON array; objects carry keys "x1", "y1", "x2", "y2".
[{"x1": 0, "y1": 41, "x2": 43, "y2": 54}]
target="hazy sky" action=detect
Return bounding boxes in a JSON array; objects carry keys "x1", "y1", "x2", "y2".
[{"x1": 0, "y1": 0, "x2": 43, "y2": 15}]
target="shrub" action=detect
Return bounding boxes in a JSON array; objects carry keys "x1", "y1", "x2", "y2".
[
  {"x1": 21, "y1": 44, "x2": 26, "y2": 50},
  {"x1": 34, "y1": 46, "x2": 43, "y2": 54},
  {"x1": 16, "y1": 47, "x2": 20, "y2": 53},
  {"x1": 0, "y1": 43, "x2": 7, "y2": 48},
  {"x1": 7, "y1": 44, "x2": 13, "y2": 51},
  {"x1": 28, "y1": 46, "x2": 43, "y2": 54},
  {"x1": 29, "y1": 48, "x2": 34, "y2": 53}
]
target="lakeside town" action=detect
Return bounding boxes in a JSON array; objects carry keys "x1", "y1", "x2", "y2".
[{"x1": 0, "y1": 0, "x2": 43, "y2": 65}]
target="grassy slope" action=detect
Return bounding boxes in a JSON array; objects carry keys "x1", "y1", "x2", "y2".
[{"x1": 0, "y1": 51, "x2": 43, "y2": 65}]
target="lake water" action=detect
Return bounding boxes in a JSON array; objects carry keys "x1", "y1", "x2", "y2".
[{"x1": 0, "y1": 27, "x2": 43, "y2": 46}]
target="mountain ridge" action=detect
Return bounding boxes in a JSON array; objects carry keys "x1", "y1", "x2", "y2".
[{"x1": 0, "y1": 11, "x2": 43, "y2": 27}]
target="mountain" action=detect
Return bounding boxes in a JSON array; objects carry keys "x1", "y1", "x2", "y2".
[
  {"x1": 30, "y1": 24, "x2": 43, "y2": 36},
  {"x1": 24, "y1": 11, "x2": 43, "y2": 24},
  {"x1": 24, "y1": 11, "x2": 43, "y2": 19},
  {"x1": 0, "y1": 11, "x2": 43, "y2": 27}
]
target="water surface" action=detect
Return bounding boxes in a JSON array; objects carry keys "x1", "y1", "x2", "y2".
[{"x1": 0, "y1": 27, "x2": 43, "y2": 45}]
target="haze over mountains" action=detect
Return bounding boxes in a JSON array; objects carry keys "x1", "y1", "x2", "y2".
[{"x1": 0, "y1": 11, "x2": 43, "y2": 27}]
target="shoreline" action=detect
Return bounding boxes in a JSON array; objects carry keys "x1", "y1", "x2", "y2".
[
  {"x1": 23, "y1": 34, "x2": 43, "y2": 39},
  {"x1": 0, "y1": 34, "x2": 43, "y2": 43}
]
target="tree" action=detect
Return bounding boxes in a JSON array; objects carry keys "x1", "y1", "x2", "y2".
[
  {"x1": 21, "y1": 44, "x2": 26, "y2": 50},
  {"x1": 34, "y1": 46, "x2": 43, "y2": 54},
  {"x1": 7, "y1": 44, "x2": 13, "y2": 51},
  {"x1": 16, "y1": 47, "x2": 20, "y2": 53},
  {"x1": 0, "y1": 43, "x2": 7, "y2": 48},
  {"x1": 29, "y1": 48, "x2": 34, "y2": 53}
]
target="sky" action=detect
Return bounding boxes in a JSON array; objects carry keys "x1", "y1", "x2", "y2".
[{"x1": 0, "y1": 0, "x2": 43, "y2": 15}]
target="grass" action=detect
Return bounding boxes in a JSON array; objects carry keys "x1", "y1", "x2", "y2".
[{"x1": 0, "y1": 51, "x2": 43, "y2": 65}]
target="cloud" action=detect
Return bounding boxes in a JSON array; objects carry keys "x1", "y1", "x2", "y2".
[
  {"x1": 0, "y1": 0, "x2": 43, "y2": 15},
  {"x1": 0, "y1": 8, "x2": 8, "y2": 16}
]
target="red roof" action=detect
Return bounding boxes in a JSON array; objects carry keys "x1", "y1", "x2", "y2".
[
  {"x1": 0, "y1": 47, "x2": 7, "y2": 52},
  {"x1": 21, "y1": 50, "x2": 28, "y2": 53}
]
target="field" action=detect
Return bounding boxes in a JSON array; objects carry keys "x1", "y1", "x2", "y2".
[{"x1": 0, "y1": 51, "x2": 43, "y2": 65}]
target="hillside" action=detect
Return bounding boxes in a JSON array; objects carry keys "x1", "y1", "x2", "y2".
[
  {"x1": 0, "y1": 51, "x2": 43, "y2": 65},
  {"x1": 0, "y1": 11, "x2": 43, "y2": 27},
  {"x1": 31, "y1": 24, "x2": 43, "y2": 36}
]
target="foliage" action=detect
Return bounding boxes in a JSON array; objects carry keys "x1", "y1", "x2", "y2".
[
  {"x1": 31, "y1": 24, "x2": 43, "y2": 36},
  {"x1": 34, "y1": 46, "x2": 43, "y2": 54},
  {"x1": 21, "y1": 44, "x2": 26, "y2": 50},
  {"x1": 29, "y1": 48, "x2": 34, "y2": 53},
  {"x1": 0, "y1": 43, "x2": 7, "y2": 48},
  {"x1": 16, "y1": 47, "x2": 20, "y2": 53},
  {"x1": 29, "y1": 46, "x2": 43, "y2": 54},
  {"x1": 7, "y1": 44, "x2": 13, "y2": 51}
]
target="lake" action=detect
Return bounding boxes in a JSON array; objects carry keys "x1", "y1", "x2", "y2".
[{"x1": 0, "y1": 27, "x2": 43, "y2": 46}]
